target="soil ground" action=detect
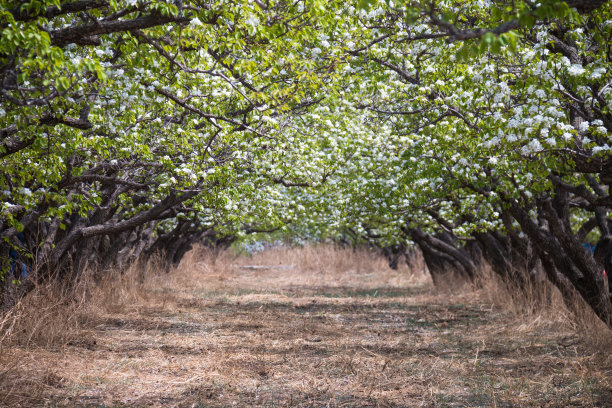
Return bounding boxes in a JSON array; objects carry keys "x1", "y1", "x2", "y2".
[{"x1": 1, "y1": 247, "x2": 610, "y2": 407}]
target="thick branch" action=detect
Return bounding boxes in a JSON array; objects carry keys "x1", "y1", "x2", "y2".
[
  {"x1": 50, "y1": 13, "x2": 189, "y2": 47},
  {"x1": 11, "y1": 0, "x2": 109, "y2": 22}
]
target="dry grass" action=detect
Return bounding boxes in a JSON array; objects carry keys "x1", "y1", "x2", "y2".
[
  {"x1": 0, "y1": 245, "x2": 610, "y2": 407},
  {"x1": 475, "y1": 265, "x2": 612, "y2": 350}
]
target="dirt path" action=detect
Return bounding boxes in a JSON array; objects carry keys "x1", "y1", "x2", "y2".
[{"x1": 2, "y1": 249, "x2": 611, "y2": 407}]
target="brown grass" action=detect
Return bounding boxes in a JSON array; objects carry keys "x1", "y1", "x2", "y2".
[
  {"x1": 0, "y1": 245, "x2": 610, "y2": 407},
  {"x1": 475, "y1": 265, "x2": 612, "y2": 350}
]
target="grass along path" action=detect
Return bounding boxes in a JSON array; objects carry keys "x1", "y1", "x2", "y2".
[{"x1": 1, "y1": 247, "x2": 610, "y2": 407}]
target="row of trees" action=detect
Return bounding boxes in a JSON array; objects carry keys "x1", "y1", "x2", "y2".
[
  {"x1": 290, "y1": 0, "x2": 612, "y2": 325},
  {"x1": 1, "y1": 0, "x2": 342, "y2": 278},
  {"x1": 1, "y1": 1, "x2": 610, "y2": 327}
]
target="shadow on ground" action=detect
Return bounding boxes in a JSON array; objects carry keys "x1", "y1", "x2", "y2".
[{"x1": 2, "y1": 265, "x2": 610, "y2": 408}]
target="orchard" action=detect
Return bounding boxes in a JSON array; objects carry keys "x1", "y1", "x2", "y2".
[{"x1": 1, "y1": 0, "x2": 611, "y2": 330}]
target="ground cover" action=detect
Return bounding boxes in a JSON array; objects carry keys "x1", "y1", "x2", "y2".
[{"x1": 1, "y1": 247, "x2": 610, "y2": 407}]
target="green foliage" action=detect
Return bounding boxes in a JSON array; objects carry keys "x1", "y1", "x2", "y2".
[{"x1": 0, "y1": 0, "x2": 609, "y2": 278}]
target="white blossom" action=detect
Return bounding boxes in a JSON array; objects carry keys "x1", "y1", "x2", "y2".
[
  {"x1": 244, "y1": 14, "x2": 260, "y2": 28},
  {"x1": 567, "y1": 64, "x2": 585, "y2": 76}
]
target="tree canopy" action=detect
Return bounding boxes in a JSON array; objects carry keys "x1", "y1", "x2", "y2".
[{"x1": 1, "y1": 0, "x2": 611, "y2": 326}]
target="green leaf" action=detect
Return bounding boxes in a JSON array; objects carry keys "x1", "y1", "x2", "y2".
[
  {"x1": 356, "y1": 0, "x2": 376, "y2": 11},
  {"x1": 518, "y1": 12, "x2": 535, "y2": 28}
]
